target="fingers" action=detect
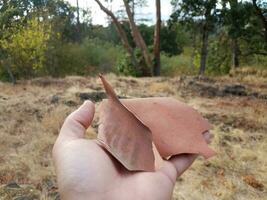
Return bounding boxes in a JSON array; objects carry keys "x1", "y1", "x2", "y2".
[
  {"x1": 59, "y1": 100, "x2": 95, "y2": 141},
  {"x1": 169, "y1": 131, "x2": 211, "y2": 174},
  {"x1": 168, "y1": 154, "x2": 197, "y2": 177},
  {"x1": 160, "y1": 132, "x2": 211, "y2": 184}
]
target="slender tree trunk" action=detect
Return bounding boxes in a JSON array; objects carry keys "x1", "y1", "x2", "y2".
[
  {"x1": 153, "y1": 0, "x2": 161, "y2": 76},
  {"x1": 131, "y1": 0, "x2": 135, "y2": 20},
  {"x1": 76, "y1": 0, "x2": 80, "y2": 25},
  {"x1": 5, "y1": 66, "x2": 16, "y2": 84},
  {"x1": 123, "y1": 0, "x2": 152, "y2": 76},
  {"x1": 199, "y1": 25, "x2": 209, "y2": 75},
  {"x1": 228, "y1": 0, "x2": 240, "y2": 69},
  {"x1": 231, "y1": 38, "x2": 239, "y2": 69},
  {"x1": 94, "y1": 0, "x2": 137, "y2": 67},
  {"x1": 76, "y1": 0, "x2": 81, "y2": 42},
  {"x1": 2, "y1": 59, "x2": 16, "y2": 84},
  {"x1": 190, "y1": 30, "x2": 197, "y2": 68},
  {"x1": 252, "y1": 0, "x2": 267, "y2": 42},
  {"x1": 199, "y1": 2, "x2": 213, "y2": 76}
]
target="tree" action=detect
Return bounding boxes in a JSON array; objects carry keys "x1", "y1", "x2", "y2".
[
  {"x1": 153, "y1": 0, "x2": 161, "y2": 76},
  {"x1": 171, "y1": 0, "x2": 218, "y2": 75},
  {"x1": 126, "y1": 0, "x2": 162, "y2": 76},
  {"x1": 123, "y1": 0, "x2": 152, "y2": 75},
  {"x1": 0, "y1": 18, "x2": 51, "y2": 79},
  {"x1": 252, "y1": 0, "x2": 267, "y2": 42},
  {"x1": 95, "y1": 0, "x2": 162, "y2": 76},
  {"x1": 219, "y1": 0, "x2": 266, "y2": 70},
  {"x1": 94, "y1": 0, "x2": 137, "y2": 68},
  {"x1": 76, "y1": 0, "x2": 81, "y2": 41},
  {"x1": 0, "y1": 0, "x2": 30, "y2": 83},
  {"x1": 229, "y1": 0, "x2": 240, "y2": 68},
  {"x1": 129, "y1": 0, "x2": 148, "y2": 22},
  {"x1": 221, "y1": 0, "x2": 250, "y2": 69}
]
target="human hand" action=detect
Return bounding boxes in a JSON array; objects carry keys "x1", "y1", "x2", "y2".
[{"x1": 53, "y1": 101, "x2": 210, "y2": 200}]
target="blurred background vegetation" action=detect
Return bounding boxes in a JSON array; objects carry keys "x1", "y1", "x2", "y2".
[{"x1": 0, "y1": 0, "x2": 266, "y2": 83}]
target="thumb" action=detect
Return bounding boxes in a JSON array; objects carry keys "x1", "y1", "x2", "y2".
[{"x1": 58, "y1": 100, "x2": 95, "y2": 141}]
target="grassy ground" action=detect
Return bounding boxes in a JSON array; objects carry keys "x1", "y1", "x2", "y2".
[{"x1": 0, "y1": 73, "x2": 266, "y2": 199}]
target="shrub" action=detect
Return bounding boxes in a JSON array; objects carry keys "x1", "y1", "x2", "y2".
[
  {"x1": 161, "y1": 48, "x2": 197, "y2": 76},
  {"x1": 0, "y1": 18, "x2": 51, "y2": 79},
  {"x1": 115, "y1": 48, "x2": 148, "y2": 77},
  {"x1": 42, "y1": 38, "x2": 123, "y2": 77},
  {"x1": 206, "y1": 36, "x2": 232, "y2": 75}
]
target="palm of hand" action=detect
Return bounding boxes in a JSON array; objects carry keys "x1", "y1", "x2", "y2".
[{"x1": 53, "y1": 101, "x2": 209, "y2": 200}]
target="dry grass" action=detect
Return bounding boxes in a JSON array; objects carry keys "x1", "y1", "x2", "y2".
[{"x1": 0, "y1": 74, "x2": 266, "y2": 199}]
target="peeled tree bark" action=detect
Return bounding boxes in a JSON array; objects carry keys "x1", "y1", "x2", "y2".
[
  {"x1": 123, "y1": 0, "x2": 153, "y2": 76},
  {"x1": 153, "y1": 0, "x2": 161, "y2": 76},
  {"x1": 94, "y1": 0, "x2": 137, "y2": 67}
]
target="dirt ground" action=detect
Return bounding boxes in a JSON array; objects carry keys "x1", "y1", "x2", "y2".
[{"x1": 0, "y1": 74, "x2": 266, "y2": 199}]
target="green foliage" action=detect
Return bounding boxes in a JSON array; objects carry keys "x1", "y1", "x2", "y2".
[
  {"x1": 206, "y1": 34, "x2": 232, "y2": 75},
  {"x1": 170, "y1": 0, "x2": 218, "y2": 27},
  {"x1": 0, "y1": 18, "x2": 51, "y2": 78},
  {"x1": 116, "y1": 53, "x2": 139, "y2": 76},
  {"x1": 161, "y1": 23, "x2": 189, "y2": 56},
  {"x1": 89, "y1": 24, "x2": 121, "y2": 45},
  {"x1": 46, "y1": 0, "x2": 79, "y2": 42},
  {"x1": 0, "y1": 0, "x2": 266, "y2": 80},
  {"x1": 139, "y1": 23, "x2": 188, "y2": 56},
  {"x1": 0, "y1": 0, "x2": 28, "y2": 31},
  {"x1": 116, "y1": 48, "x2": 147, "y2": 77},
  {"x1": 106, "y1": 22, "x2": 187, "y2": 56},
  {"x1": 161, "y1": 48, "x2": 197, "y2": 76},
  {"x1": 45, "y1": 38, "x2": 123, "y2": 77}
]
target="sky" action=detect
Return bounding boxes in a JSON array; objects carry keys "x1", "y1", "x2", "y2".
[{"x1": 67, "y1": 0, "x2": 173, "y2": 26}]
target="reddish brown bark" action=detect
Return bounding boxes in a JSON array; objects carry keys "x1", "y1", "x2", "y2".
[{"x1": 153, "y1": 0, "x2": 161, "y2": 76}]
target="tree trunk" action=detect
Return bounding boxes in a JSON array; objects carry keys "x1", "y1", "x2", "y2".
[
  {"x1": 123, "y1": 0, "x2": 152, "y2": 76},
  {"x1": 199, "y1": 25, "x2": 209, "y2": 75},
  {"x1": 76, "y1": 0, "x2": 80, "y2": 25},
  {"x1": 231, "y1": 38, "x2": 239, "y2": 69},
  {"x1": 190, "y1": 30, "x2": 197, "y2": 68},
  {"x1": 2, "y1": 59, "x2": 16, "y2": 84},
  {"x1": 76, "y1": 0, "x2": 81, "y2": 42},
  {"x1": 94, "y1": 0, "x2": 137, "y2": 67},
  {"x1": 153, "y1": 0, "x2": 161, "y2": 76},
  {"x1": 131, "y1": 0, "x2": 135, "y2": 20},
  {"x1": 252, "y1": 0, "x2": 267, "y2": 42},
  {"x1": 199, "y1": 3, "x2": 213, "y2": 76}
]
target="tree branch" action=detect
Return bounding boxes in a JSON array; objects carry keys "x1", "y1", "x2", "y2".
[
  {"x1": 123, "y1": 0, "x2": 152, "y2": 75},
  {"x1": 94, "y1": 0, "x2": 136, "y2": 66}
]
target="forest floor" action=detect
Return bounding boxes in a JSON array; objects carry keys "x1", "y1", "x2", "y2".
[{"x1": 0, "y1": 73, "x2": 266, "y2": 200}]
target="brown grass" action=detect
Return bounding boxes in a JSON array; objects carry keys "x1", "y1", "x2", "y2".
[{"x1": 0, "y1": 74, "x2": 266, "y2": 199}]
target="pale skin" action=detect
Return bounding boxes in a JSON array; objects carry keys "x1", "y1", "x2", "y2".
[{"x1": 53, "y1": 100, "x2": 211, "y2": 200}]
